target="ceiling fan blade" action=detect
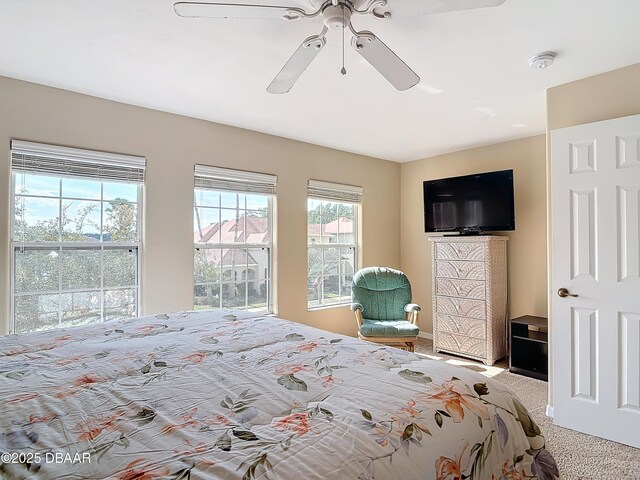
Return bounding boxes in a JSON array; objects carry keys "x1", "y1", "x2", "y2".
[
  {"x1": 267, "y1": 29, "x2": 327, "y2": 94},
  {"x1": 380, "y1": 0, "x2": 506, "y2": 18},
  {"x1": 174, "y1": 2, "x2": 309, "y2": 20},
  {"x1": 351, "y1": 32, "x2": 419, "y2": 91}
]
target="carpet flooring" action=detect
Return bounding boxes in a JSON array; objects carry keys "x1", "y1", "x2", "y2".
[{"x1": 414, "y1": 338, "x2": 640, "y2": 480}]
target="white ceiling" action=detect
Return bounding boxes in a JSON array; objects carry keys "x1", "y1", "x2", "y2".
[{"x1": 1, "y1": 0, "x2": 640, "y2": 162}]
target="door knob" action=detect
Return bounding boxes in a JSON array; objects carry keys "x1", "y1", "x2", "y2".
[{"x1": 557, "y1": 288, "x2": 579, "y2": 298}]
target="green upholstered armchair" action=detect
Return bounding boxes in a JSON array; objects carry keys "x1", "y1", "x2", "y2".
[{"x1": 350, "y1": 266, "x2": 420, "y2": 352}]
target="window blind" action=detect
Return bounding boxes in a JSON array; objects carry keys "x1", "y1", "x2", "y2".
[
  {"x1": 308, "y1": 179, "x2": 363, "y2": 204},
  {"x1": 10, "y1": 140, "x2": 146, "y2": 183},
  {"x1": 194, "y1": 164, "x2": 277, "y2": 195}
]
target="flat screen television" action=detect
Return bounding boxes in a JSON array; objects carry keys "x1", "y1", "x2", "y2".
[{"x1": 423, "y1": 169, "x2": 515, "y2": 234}]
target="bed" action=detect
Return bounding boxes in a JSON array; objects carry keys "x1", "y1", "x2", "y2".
[{"x1": 0, "y1": 310, "x2": 560, "y2": 479}]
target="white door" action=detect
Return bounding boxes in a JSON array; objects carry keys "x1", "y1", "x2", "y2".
[{"x1": 551, "y1": 114, "x2": 640, "y2": 448}]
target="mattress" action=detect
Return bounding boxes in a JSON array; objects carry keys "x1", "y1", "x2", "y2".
[{"x1": 0, "y1": 310, "x2": 560, "y2": 479}]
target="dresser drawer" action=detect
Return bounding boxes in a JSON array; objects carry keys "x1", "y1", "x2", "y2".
[
  {"x1": 435, "y1": 260, "x2": 485, "y2": 280},
  {"x1": 436, "y1": 314, "x2": 486, "y2": 339},
  {"x1": 435, "y1": 296, "x2": 486, "y2": 320},
  {"x1": 436, "y1": 332, "x2": 486, "y2": 358},
  {"x1": 435, "y1": 278, "x2": 485, "y2": 300},
  {"x1": 435, "y1": 242, "x2": 485, "y2": 261}
]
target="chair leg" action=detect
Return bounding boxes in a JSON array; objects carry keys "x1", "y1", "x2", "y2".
[{"x1": 406, "y1": 342, "x2": 414, "y2": 353}]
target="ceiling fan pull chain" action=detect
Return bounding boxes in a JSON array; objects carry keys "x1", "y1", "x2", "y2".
[{"x1": 341, "y1": 6, "x2": 347, "y2": 75}]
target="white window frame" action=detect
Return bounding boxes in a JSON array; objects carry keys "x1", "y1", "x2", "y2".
[
  {"x1": 9, "y1": 141, "x2": 144, "y2": 334},
  {"x1": 307, "y1": 180, "x2": 362, "y2": 310},
  {"x1": 194, "y1": 165, "x2": 276, "y2": 313}
]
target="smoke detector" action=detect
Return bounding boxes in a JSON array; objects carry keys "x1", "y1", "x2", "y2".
[{"x1": 529, "y1": 51, "x2": 556, "y2": 69}]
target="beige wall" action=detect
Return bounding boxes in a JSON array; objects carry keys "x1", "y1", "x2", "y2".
[
  {"x1": 547, "y1": 62, "x2": 640, "y2": 131},
  {"x1": 545, "y1": 62, "x2": 640, "y2": 407},
  {"x1": 400, "y1": 135, "x2": 548, "y2": 334},
  {"x1": 0, "y1": 75, "x2": 401, "y2": 336}
]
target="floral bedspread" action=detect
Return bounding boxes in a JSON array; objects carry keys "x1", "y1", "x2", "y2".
[{"x1": 0, "y1": 310, "x2": 560, "y2": 480}]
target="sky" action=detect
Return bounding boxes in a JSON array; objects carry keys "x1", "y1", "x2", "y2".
[{"x1": 14, "y1": 173, "x2": 138, "y2": 230}]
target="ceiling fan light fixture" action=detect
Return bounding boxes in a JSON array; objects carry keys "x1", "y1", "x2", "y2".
[{"x1": 322, "y1": 4, "x2": 351, "y2": 30}]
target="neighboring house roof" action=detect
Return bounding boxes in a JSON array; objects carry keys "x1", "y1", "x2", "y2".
[
  {"x1": 195, "y1": 214, "x2": 267, "y2": 268},
  {"x1": 203, "y1": 248, "x2": 259, "y2": 267},
  {"x1": 196, "y1": 215, "x2": 353, "y2": 241},
  {"x1": 194, "y1": 215, "x2": 353, "y2": 268},
  {"x1": 323, "y1": 217, "x2": 353, "y2": 234},
  {"x1": 194, "y1": 222, "x2": 219, "y2": 243},
  {"x1": 308, "y1": 224, "x2": 322, "y2": 235},
  {"x1": 308, "y1": 217, "x2": 353, "y2": 236},
  {"x1": 195, "y1": 214, "x2": 269, "y2": 244},
  {"x1": 81, "y1": 234, "x2": 102, "y2": 242}
]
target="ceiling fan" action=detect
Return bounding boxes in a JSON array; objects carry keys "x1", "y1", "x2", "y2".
[{"x1": 174, "y1": 0, "x2": 506, "y2": 94}]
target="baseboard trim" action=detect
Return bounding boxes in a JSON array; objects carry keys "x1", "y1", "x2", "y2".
[
  {"x1": 545, "y1": 405, "x2": 554, "y2": 418},
  {"x1": 418, "y1": 332, "x2": 433, "y2": 340}
]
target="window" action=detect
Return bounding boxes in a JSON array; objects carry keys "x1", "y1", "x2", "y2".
[
  {"x1": 193, "y1": 165, "x2": 276, "y2": 313},
  {"x1": 10, "y1": 141, "x2": 145, "y2": 334},
  {"x1": 307, "y1": 180, "x2": 362, "y2": 309}
]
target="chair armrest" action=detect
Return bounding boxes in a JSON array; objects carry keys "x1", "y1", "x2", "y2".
[
  {"x1": 351, "y1": 303, "x2": 364, "y2": 328},
  {"x1": 404, "y1": 303, "x2": 420, "y2": 325},
  {"x1": 404, "y1": 303, "x2": 421, "y2": 313}
]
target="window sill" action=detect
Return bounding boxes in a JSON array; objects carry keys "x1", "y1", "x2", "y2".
[{"x1": 307, "y1": 303, "x2": 351, "y2": 312}]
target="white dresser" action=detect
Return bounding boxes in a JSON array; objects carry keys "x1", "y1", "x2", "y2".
[{"x1": 428, "y1": 236, "x2": 508, "y2": 365}]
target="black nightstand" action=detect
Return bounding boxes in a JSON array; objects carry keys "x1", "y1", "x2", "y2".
[{"x1": 509, "y1": 316, "x2": 548, "y2": 381}]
